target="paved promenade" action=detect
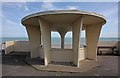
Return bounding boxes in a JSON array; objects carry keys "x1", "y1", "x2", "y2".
[{"x1": 2, "y1": 52, "x2": 118, "y2": 76}]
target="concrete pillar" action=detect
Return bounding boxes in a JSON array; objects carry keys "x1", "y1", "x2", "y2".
[
  {"x1": 72, "y1": 17, "x2": 83, "y2": 67},
  {"x1": 39, "y1": 18, "x2": 51, "y2": 66},
  {"x1": 58, "y1": 31, "x2": 67, "y2": 49},
  {"x1": 26, "y1": 26, "x2": 41, "y2": 58},
  {"x1": 40, "y1": 32, "x2": 41, "y2": 45},
  {"x1": 86, "y1": 24, "x2": 102, "y2": 60},
  {"x1": 61, "y1": 36, "x2": 64, "y2": 49}
]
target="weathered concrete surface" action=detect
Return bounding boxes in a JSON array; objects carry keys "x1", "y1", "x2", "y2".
[
  {"x1": 21, "y1": 10, "x2": 106, "y2": 27},
  {"x1": 26, "y1": 59, "x2": 100, "y2": 73},
  {"x1": 21, "y1": 10, "x2": 106, "y2": 67},
  {"x1": 39, "y1": 18, "x2": 51, "y2": 66},
  {"x1": 2, "y1": 52, "x2": 118, "y2": 76},
  {"x1": 26, "y1": 26, "x2": 41, "y2": 58}
]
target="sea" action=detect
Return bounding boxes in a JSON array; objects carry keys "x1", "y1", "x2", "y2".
[
  {"x1": 1, "y1": 37, "x2": 119, "y2": 44},
  {"x1": 0, "y1": 37, "x2": 119, "y2": 50}
]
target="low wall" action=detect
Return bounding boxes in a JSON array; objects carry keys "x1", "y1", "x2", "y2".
[
  {"x1": 5, "y1": 41, "x2": 14, "y2": 54},
  {"x1": 39, "y1": 47, "x2": 44, "y2": 58},
  {"x1": 50, "y1": 48, "x2": 86, "y2": 62},
  {"x1": 98, "y1": 41, "x2": 119, "y2": 51},
  {"x1": 50, "y1": 48, "x2": 73, "y2": 62},
  {"x1": 98, "y1": 41, "x2": 118, "y2": 46},
  {"x1": 79, "y1": 48, "x2": 86, "y2": 61},
  {"x1": 5, "y1": 41, "x2": 29, "y2": 54},
  {"x1": 4, "y1": 40, "x2": 119, "y2": 56},
  {"x1": 14, "y1": 41, "x2": 29, "y2": 52}
]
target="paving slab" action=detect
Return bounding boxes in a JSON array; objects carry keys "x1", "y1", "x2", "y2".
[
  {"x1": 25, "y1": 58, "x2": 100, "y2": 73},
  {"x1": 2, "y1": 52, "x2": 118, "y2": 76}
]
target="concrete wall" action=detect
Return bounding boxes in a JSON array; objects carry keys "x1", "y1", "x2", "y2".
[
  {"x1": 98, "y1": 41, "x2": 119, "y2": 51},
  {"x1": 50, "y1": 48, "x2": 73, "y2": 62},
  {"x1": 14, "y1": 41, "x2": 29, "y2": 52},
  {"x1": 5, "y1": 40, "x2": 119, "y2": 53},
  {"x1": 4, "y1": 41, "x2": 77, "y2": 62},
  {"x1": 98, "y1": 41, "x2": 118, "y2": 46},
  {"x1": 79, "y1": 48, "x2": 86, "y2": 61},
  {"x1": 5, "y1": 41, "x2": 14, "y2": 54},
  {"x1": 4, "y1": 40, "x2": 119, "y2": 64},
  {"x1": 5, "y1": 41, "x2": 29, "y2": 54}
]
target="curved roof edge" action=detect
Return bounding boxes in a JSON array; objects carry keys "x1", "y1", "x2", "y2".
[{"x1": 21, "y1": 10, "x2": 106, "y2": 25}]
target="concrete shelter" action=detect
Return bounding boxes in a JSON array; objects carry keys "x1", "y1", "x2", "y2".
[{"x1": 21, "y1": 10, "x2": 106, "y2": 67}]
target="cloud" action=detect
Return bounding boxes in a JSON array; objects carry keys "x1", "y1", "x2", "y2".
[
  {"x1": 40, "y1": 2, "x2": 79, "y2": 11},
  {"x1": 100, "y1": 6, "x2": 118, "y2": 17},
  {"x1": 66, "y1": 6, "x2": 78, "y2": 10},
  {"x1": 2, "y1": 11, "x2": 17, "y2": 26},
  {"x1": 43, "y1": 0, "x2": 60, "y2": 2},
  {"x1": 108, "y1": 18, "x2": 118, "y2": 26},
  {"x1": 24, "y1": 5, "x2": 29, "y2": 11},
  {"x1": 1, "y1": 0, "x2": 120, "y2": 2},
  {"x1": 2, "y1": 11, "x2": 26, "y2": 37},
  {"x1": 17, "y1": 2, "x2": 30, "y2": 12},
  {"x1": 3, "y1": 2, "x2": 30, "y2": 12},
  {"x1": 2, "y1": 18, "x2": 27, "y2": 37},
  {"x1": 40, "y1": 2, "x2": 63, "y2": 11},
  {"x1": 2, "y1": 0, "x2": 36, "y2": 2},
  {"x1": 100, "y1": 33, "x2": 118, "y2": 38},
  {"x1": 2, "y1": 2, "x2": 29, "y2": 37},
  {"x1": 41, "y1": 2, "x2": 55, "y2": 10},
  {"x1": 6, "y1": 19, "x2": 18, "y2": 26}
]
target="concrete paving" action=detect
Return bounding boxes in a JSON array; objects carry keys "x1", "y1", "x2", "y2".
[
  {"x1": 2, "y1": 52, "x2": 119, "y2": 76},
  {"x1": 26, "y1": 57, "x2": 100, "y2": 73}
]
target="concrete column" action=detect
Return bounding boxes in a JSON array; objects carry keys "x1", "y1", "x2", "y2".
[
  {"x1": 26, "y1": 26, "x2": 41, "y2": 58},
  {"x1": 61, "y1": 36, "x2": 64, "y2": 49},
  {"x1": 58, "y1": 31, "x2": 67, "y2": 49},
  {"x1": 72, "y1": 17, "x2": 83, "y2": 67},
  {"x1": 39, "y1": 18, "x2": 51, "y2": 66},
  {"x1": 86, "y1": 24, "x2": 102, "y2": 60},
  {"x1": 40, "y1": 31, "x2": 41, "y2": 45}
]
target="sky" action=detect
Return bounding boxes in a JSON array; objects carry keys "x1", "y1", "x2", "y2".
[{"x1": 1, "y1": 2, "x2": 118, "y2": 38}]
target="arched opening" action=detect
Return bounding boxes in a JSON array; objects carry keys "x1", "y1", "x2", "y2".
[
  {"x1": 64, "y1": 31, "x2": 72, "y2": 49},
  {"x1": 51, "y1": 31, "x2": 61, "y2": 48}
]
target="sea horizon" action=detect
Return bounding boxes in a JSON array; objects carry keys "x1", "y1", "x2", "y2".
[{"x1": 1, "y1": 37, "x2": 119, "y2": 45}]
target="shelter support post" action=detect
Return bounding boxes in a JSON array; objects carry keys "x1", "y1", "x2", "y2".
[
  {"x1": 58, "y1": 30, "x2": 67, "y2": 49},
  {"x1": 26, "y1": 26, "x2": 41, "y2": 58},
  {"x1": 39, "y1": 18, "x2": 51, "y2": 66},
  {"x1": 61, "y1": 36, "x2": 64, "y2": 49},
  {"x1": 86, "y1": 24, "x2": 102, "y2": 60},
  {"x1": 72, "y1": 17, "x2": 83, "y2": 67}
]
